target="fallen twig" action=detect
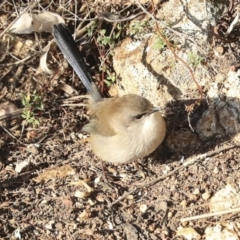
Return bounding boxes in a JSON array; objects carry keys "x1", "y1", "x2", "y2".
[
  {"x1": 110, "y1": 144, "x2": 239, "y2": 207},
  {"x1": 181, "y1": 207, "x2": 240, "y2": 222}
]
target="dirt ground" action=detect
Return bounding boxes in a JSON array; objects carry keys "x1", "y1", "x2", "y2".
[{"x1": 1, "y1": 1, "x2": 240, "y2": 239}]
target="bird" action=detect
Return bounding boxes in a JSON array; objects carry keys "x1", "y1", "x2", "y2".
[{"x1": 53, "y1": 24, "x2": 166, "y2": 164}]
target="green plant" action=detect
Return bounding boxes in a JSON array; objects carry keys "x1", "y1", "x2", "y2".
[
  {"x1": 113, "y1": 23, "x2": 122, "y2": 40},
  {"x1": 128, "y1": 20, "x2": 149, "y2": 36},
  {"x1": 97, "y1": 29, "x2": 114, "y2": 46},
  {"x1": 104, "y1": 70, "x2": 116, "y2": 86},
  {"x1": 187, "y1": 52, "x2": 205, "y2": 68},
  {"x1": 87, "y1": 21, "x2": 97, "y2": 37},
  {"x1": 21, "y1": 90, "x2": 44, "y2": 127},
  {"x1": 153, "y1": 35, "x2": 166, "y2": 50},
  {"x1": 96, "y1": 24, "x2": 122, "y2": 47}
]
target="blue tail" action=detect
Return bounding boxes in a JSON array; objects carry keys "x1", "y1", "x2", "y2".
[{"x1": 53, "y1": 24, "x2": 102, "y2": 102}]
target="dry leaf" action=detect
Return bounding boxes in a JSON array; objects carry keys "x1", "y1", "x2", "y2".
[
  {"x1": 33, "y1": 164, "x2": 75, "y2": 183},
  {"x1": 10, "y1": 11, "x2": 64, "y2": 34},
  {"x1": 0, "y1": 102, "x2": 18, "y2": 117},
  {"x1": 40, "y1": 44, "x2": 53, "y2": 74}
]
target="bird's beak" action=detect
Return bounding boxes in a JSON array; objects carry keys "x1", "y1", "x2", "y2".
[{"x1": 149, "y1": 107, "x2": 163, "y2": 115}]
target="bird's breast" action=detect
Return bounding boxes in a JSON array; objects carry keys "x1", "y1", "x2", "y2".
[{"x1": 90, "y1": 112, "x2": 166, "y2": 164}]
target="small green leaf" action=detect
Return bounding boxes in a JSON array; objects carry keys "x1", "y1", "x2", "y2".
[
  {"x1": 100, "y1": 29, "x2": 106, "y2": 35},
  {"x1": 114, "y1": 31, "x2": 121, "y2": 39},
  {"x1": 153, "y1": 37, "x2": 166, "y2": 50},
  {"x1": 34, "y1": 119, "x2": 40, "y2": 126},
  {"x1": 104, "y1": 80, "x2": 111, "y2": 86}
]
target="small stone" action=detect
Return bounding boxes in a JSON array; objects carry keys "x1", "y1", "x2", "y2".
[
  {"x1": 213, "y1": 167, "x2": 219, "y2": 174},
  {"x1": 180, "y1": 200, "x2": 187, "y2": 208},
  {"x1": 193, "y1": 188, "x2": 200, "y2": 195},
  {"x1": 202, "y1": 191, "x2": 211, "y2": 200},
  {"x1": 140, "y1": 204, "x2": 148, "y2": 213}
]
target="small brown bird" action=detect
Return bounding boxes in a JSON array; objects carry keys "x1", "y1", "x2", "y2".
[{"x1": 53, "y1": 24, "x2": 166, "y2": 164}]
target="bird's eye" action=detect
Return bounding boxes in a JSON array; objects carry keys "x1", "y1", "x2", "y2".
[{"x1": 134, "y1": 113, "x2": 145, "y2": 120}]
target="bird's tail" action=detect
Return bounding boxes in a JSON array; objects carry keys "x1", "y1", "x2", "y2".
[{"x1": 53, "y1": 24, "x2": 102, "y2": 102}]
